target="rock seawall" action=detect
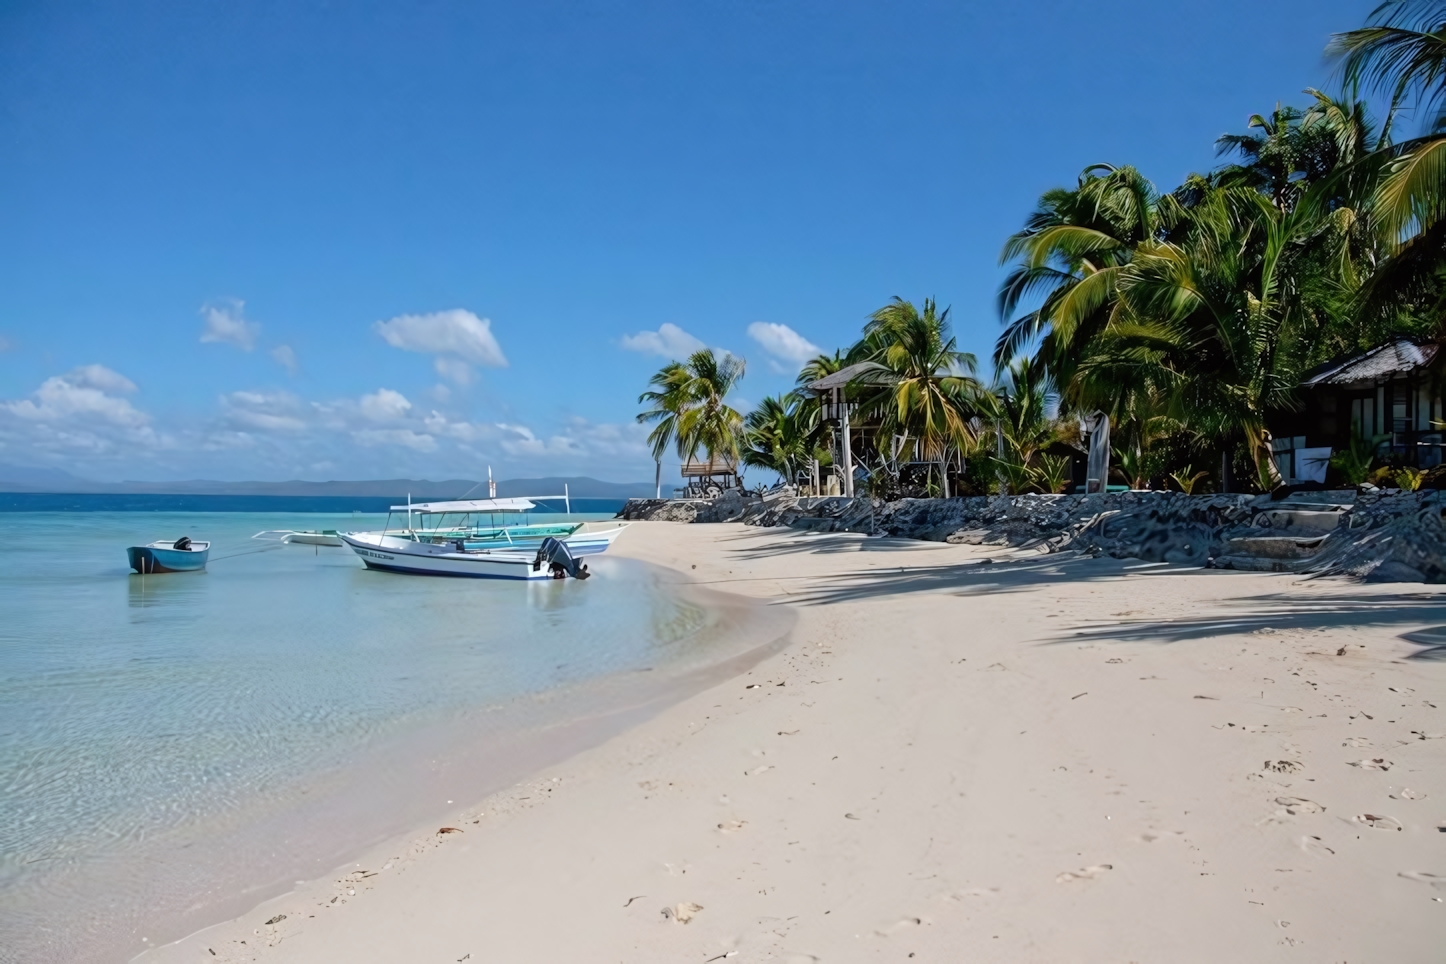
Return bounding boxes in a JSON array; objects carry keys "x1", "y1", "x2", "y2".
[{"x1": 619, "y1": 488, "x2": 1446, "y2": 583}]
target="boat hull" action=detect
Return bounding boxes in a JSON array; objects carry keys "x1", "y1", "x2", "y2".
[
  {"x1": 128, "y1": 544, "x2": 209, "y2": 573},
  {"x1": 284, "y1": 531, "x2": 345, "y2": 547},
  {"x1": 340, "y1": 532, "x2": 553, "y2": 580}
]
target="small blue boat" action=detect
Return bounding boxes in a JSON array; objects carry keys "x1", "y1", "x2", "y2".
[{"x1": 128, "y1": 537, "x2": 210, "y2": 573}]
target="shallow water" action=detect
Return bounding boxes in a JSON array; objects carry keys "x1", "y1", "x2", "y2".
[{"x1": 0, "y1": 511, "x2": 761, "y2": 963}]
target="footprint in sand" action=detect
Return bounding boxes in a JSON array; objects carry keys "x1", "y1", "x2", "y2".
[
  {"x1": 1346, "y1": 758, "x2": 1393, "y2": 770},
  {"x1": 1056, "y1": 864, "x2": 1112, "y2": 883},
  {"x1": 717, "y1": 820, "x2": 747, "y2": 833},
  {"x1": 1263, "y1": 759, "x2": 1302, "y2": 774},
  {"x1": 1342, "y1": 737, "x2": 1372, "y2": 748},
  {"x1": 873, "y1": 916, "x2": 925, "y2": 936},
  {"x1": 1391, "y1": 788, "x2": 1427, "y2": 800},
  {"x1": 1300, "y1": 835, "x2": 1335, "y2": 856},
  {"x1": 1275, "y1": 797, "x2": 1326, "y2": 815},
  {"x1": 1353, "y1": 813, "x2": 1403, "y2": 831},
  {"x1": 1399, "y1": 871, "x2": 1446, "y2": 890}
]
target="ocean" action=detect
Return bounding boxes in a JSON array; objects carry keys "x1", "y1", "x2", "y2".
[{"x1": 0, "y1": 504, "x2": 778, "y2": 963}]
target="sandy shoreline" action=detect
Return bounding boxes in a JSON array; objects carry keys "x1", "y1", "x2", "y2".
[{"x1": 144, "y1": 522, "x2": 1445, "y2": 962}]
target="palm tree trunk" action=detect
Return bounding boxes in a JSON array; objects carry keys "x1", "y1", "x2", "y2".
[{"x1": 655, "y1": 460, "x2": 661, "y2": 499}]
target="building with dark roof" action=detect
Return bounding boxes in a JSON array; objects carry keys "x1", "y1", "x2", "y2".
[{"x1": 1271, "y1": 338, "x2": 1444, "y2": 481}]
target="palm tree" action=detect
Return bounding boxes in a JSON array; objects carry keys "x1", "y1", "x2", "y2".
[
  {"x1": 981, "y1": 356, "x2": 1060, "y2": 494},
  {"x1": 741, "y1": 393, "x2": 819, "y2": 485},
  {"x1": 636, "y1": 349, "x2": 747, "y2": 491},
  {"x1": 1331, "y1": 1, "x2": 1446, "y2": 127},
  {"x1": 636, "y1": 361, "x2": 690, "y2": 497},
  {"x1": 673, "y1": 349, "x2": 747, "y2": 467},
  {"x1": 852, "y1": 297, "x2": 981, "y2": 494},
  {"x1": 995, "y1": 165, "x2": 1165, "y2": 391},
  {"x1": 1330, "y1": 2, "x2": 1446, "y2": 335},
  {"x1": 1105, "y1": 183, "x2": 1330, "y2": 486}
]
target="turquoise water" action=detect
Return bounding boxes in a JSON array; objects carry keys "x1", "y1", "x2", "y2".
[{"x1": 0, "y1": 511, "x2": 746, "y2": 964}]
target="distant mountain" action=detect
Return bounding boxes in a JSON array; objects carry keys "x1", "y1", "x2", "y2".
[
  {"x1": 0, "y1": 463, "x2": 98, "y2": 490},
  {"x1": 0, "y1": 470, "x2": 656, "y2": 499}
]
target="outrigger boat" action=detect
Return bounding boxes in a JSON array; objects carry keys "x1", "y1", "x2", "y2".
[
  {"x1": 339, "y1": 496, "x2": 627, "y2": 579},
  {"x1": 252, "y1": 529, "x2": 345, "y2": 547},
  {"x1": 128, "y1": 537, "x2": 210, "y2": 573}
]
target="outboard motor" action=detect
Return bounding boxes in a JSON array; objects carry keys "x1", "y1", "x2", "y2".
[
  {"x1": 532, "y1": 537, "x2": 590, "y2": 580},
  {"x1": 174, "y1": 536, "x2": 192, "y2": 551}
]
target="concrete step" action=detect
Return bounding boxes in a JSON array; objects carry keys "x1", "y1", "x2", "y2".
[
  {"x1": 1211, "y1": 554, "x2": 1314, "y2": 573},
  {"x1": 1225, "y1": 533, "x2": 1330, "y2": 560},
  {"x1": 1251, "y1": 508, "x2": 1345, "y2": 533}
]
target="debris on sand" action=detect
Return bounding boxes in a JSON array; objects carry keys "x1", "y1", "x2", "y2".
[{"x1": 662, "y1": 902, "x2": 703, "y2": 923}]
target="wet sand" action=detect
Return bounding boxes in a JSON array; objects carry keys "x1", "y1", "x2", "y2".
[{"x1": 142, "y1": 521, "x2": 1446, "y2": 962}]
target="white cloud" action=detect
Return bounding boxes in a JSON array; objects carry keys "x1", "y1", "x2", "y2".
[
  {"x1": 747, "y1": 322, "x2": 819, "y2": 365},
  {"x1": 352, "y1": 428, "x2": 437, "y2": 452},
  {"x1": 433, "y1": 356, "x2": 473, "y2": 385},
  {"x1": 493, "y1": 418, "x2": 650, "y2": 462},
  {"x1": 5, "y1": 365, "x2": 145, "y2": 426},
  {"x1": 620, "y1": 323, "x2": 707, "y2": 359},
  {"x1": 423, "y1": 411, "x2": 493, "y2": 443},
  {"x1": 200, "y1": 299, "x2": 260, "y2": 351},
  {"x1": 357, "y1": 388, "x2": 412, "y2": 423},
  {"x1": 271, "y1": 344, "x2": 298, "y2": 374},
  {"x1": 220, "y1": 390, "x2": 307, "y2": 433},
  {"x1": 374, "y1": 309, "x2": 508, "y2": 367},
  {"x1": 0, "y1": 364, "x2": 165, "y2": 458}
]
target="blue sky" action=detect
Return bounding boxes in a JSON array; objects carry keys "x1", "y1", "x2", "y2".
[{"x1": 0, "y1": 0, "x2": 1375, "y2": 482}]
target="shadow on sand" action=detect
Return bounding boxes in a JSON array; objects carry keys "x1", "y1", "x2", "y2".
[
  {"x1": 1062, "y1": 591, "x2": 1446, "y2": 660},
  {"x1": 734, "y1": 530, "x2": 1446, "y2": 660},
  {"x1": 775, "y1": 548, "x2": 1183, "y2": 606}
]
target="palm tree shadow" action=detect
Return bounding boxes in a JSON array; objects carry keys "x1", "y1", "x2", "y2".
[
  {"x1": 725, "y1": 532, "x2": 953, "y2": 559},
  {"x1": 1059, "y1": 590, "x2": 1446, "y2": 659},
  {"x1": 782, "y1": 552, "x2": 1161, "y2": 606}
]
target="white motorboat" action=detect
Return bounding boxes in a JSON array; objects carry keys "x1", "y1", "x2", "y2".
[
  {"x1": 339, "y1": 529, "x2": 552, "y2": 579},
  {"x1": 340, "y1": 496, "x2": 628, "y2": 579}
]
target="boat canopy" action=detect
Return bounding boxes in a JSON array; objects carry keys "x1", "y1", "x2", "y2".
[{"x1": 391, "y1": 498, "x2": 536, "y2": 514}]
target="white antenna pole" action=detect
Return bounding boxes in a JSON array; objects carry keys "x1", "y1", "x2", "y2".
[
  {"x1": 407, "y1": 492, "x2": 412, "y2": 531},
  {"x1": 564, "y1": 483, "x2": 570, "y2": 515},
  {"x1": 488, "y1": 465, "x2": 496, "y2": 500}
]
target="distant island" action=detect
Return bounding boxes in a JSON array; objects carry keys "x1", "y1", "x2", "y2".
[{"x1": 0, "y1": 463, "x2": 656, "y2": 499}]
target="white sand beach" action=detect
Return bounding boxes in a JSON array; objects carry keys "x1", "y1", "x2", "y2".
[{"x1": 145, "y1": 522, "x2": 1446, "y2": 962}]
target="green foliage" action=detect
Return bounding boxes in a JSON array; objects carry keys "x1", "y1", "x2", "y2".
[
  {"x1": 635, "y1": 5, "x2": 1446, "y2": 500},
  {"x1": 1329, "y1": 433, "x2": 1382, "y2": 484},
  {"x1": 1396, "y1": 465, "x2": 1426, "y2": 490},
  {"x1": 987, "y1": 2, "x2": 1446, "y2": 491},
  {"x1": 852, "y1": 297, "x2": 982, "y2": 464},
  {"x1": 1034, "y1": 453, "x2": 1072, "y2": 494},
  {"x1": 741, "y1": 393, "x2": 827, "y2": 484},
  {"x1": 1168, "y1": 465, "x2": 1210, "y2": 494}
]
